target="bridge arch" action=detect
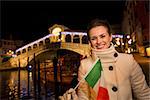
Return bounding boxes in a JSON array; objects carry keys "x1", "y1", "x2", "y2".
[
  {"x1": 73, "y1": 35, "x2": 80, "y2": 43},
  {"x1": 82, "y1": 35, "x2": 88, "y2": 44},
  {"x1": 9, "y1": 31, "x2": 90, "y2": 67},
  {"x1": 57, "y1": 49, "x2": 82, "y2": 68},
  {"x1": 39, "y1": 41, "x2": 44, "y2": 46},
  {"x1": 28, "y1": 46, "x2": 32, "y2": 51},
  {"x1": 22, "y1": 48, "x2": 26, "y2": 53},
  {"x1": 33, "y1": 44, "x2": 38, "y2": 48},
  {"x1": 45, "y1": 38, "x2": 50, "y2": 44},
  {"x1": 65, "y1": 34, "x2": 71, "y2": 42}
]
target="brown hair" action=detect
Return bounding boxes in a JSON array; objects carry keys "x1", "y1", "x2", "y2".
[{"x1": 87, "y1": 19, "x2": 112, "y2": 40}]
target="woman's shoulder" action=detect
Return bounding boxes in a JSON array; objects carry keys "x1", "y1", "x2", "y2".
[
  {"x1": 80, "y1": 56, "x2": 94, "y2": 66},
  {"x1": 117, "y1": 53, "x2": 138, "y2": 72},
  {"x1": 118, "y1": 53, "x2": 136, "y2": 65},
  {"x1": 81, "y1": 56, "x2": 93, "y2": 62},
  {"x1": 119, "y1": 53, "x2": 134, "y2": 59}
]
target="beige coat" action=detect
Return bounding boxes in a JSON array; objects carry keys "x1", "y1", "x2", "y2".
[{"x1": 77, "y1": 45, "x2": 150, "y2": 100}]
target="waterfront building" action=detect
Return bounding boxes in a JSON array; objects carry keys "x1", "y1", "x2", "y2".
[{"x1": 122, "y1": 0, "x2": 149, "y2": 56}]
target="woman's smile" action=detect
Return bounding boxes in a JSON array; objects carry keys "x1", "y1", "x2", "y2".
[{"x1": 89, "y1": 26, "x2": 112, "y2": 50}]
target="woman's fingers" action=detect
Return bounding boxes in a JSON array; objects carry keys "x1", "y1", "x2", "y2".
[
  {"x1": 68, "y1": 88, "x2": 74, "y2": 93},
  {"x1": 63, "y1": 90, "x2": 71, "y2": 100},
  {"x1": 68, "y1": 88, "x2": 78, "y2": 100},
  {"x1": 59, "y1": 96, "x2": 64, "y2": 100},
  {"x1": 59, "y1": 88, "x2": 78, "y2": 100},
  {"x1": 67, "y1": 93, "x2": 71, "y2": 100}
]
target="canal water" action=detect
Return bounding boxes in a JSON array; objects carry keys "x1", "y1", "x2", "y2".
[{"x1": 0, "y1": 69, "x2": 59, "y2": 100}]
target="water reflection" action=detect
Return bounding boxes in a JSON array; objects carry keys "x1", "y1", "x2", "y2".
[
  {"x1": 0, "y1": 67, "x2": 73, "y2": 100},
  {"x1": 0, "y1": 70, "x2": 34, "y2": 99}
]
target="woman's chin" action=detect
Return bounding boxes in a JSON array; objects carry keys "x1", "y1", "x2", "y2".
[{"x1": 95, "y1": 47, "x2": 105, "y2": 50}]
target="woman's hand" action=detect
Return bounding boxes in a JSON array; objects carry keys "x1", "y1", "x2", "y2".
[{"x1": 59, "y1": 88, "x2": 78, "y2": 100}]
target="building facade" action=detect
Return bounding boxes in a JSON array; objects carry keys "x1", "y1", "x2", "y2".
[
  {"x1": 122, "y1": 0, "x2": 149, "y2": 55},
  {"x1": 0, "y1": 39, "x2": 23, "y2": 63}
]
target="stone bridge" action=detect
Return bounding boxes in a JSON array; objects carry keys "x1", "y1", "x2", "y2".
[{"x1": 3, "y1": 31, "x2": 90, "y2": 68}]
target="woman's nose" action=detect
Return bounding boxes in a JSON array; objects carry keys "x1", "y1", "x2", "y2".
[{"x1": 96, "y1": 37, "x2": 102, "y2": 44}]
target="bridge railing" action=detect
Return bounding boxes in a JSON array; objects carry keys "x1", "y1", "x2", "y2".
[
  {"x1": 3, "y1": 41, "x2": 90, "y2": 68},
  {"x1": 61, "y1": 42, "x2": 89, "y2": 49},
  {"x1": 8, "y1": 42, "x2": 61, "y2": 67}
]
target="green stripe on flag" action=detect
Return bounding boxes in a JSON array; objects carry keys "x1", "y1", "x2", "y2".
[{"x1": 85, "y1": 59, "x2": 102, "y2": 88}]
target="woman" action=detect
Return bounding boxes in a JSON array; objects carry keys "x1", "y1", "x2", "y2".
[{"x1": 59, "y1": 19, "x2": 150, "y2": 100}]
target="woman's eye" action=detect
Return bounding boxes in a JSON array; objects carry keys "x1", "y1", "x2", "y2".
[
  {"x1": 91, "y1": 37, "x2": 97, "y2": 40},
  {"x1": 100, "y1": 35, "x2": 105, "y2": 38},
  {"x1": 91, "y1": 38, "x2": 95, "y2": 40}
]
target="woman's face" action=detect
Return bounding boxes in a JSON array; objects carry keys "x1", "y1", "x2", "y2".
[{"x1": 89, "y1": 26, "x2": 112, "y2": 50}]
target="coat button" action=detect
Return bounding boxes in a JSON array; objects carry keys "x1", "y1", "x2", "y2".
[
  {"x1": 114, "y1": 52, "x2": 118, "y2": 57},
  {"x1": 112, "y1": 86, "x2": 118, "y2": 92},
  {"x1": 109, "y1": 66, "x2": 113, "y2": 70}
]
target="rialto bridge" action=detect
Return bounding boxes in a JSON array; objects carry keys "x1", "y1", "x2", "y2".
[
  {"x1": 1, "y1": 24, "x2": 124, "y2": 69},
  {"x1": 2, "y1": 31, "x2": 91, "y2": 68}
]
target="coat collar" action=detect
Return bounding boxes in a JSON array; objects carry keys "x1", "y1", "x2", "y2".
[{"x1": 91, "y1": 43, "x2": 118, "y2": 63}]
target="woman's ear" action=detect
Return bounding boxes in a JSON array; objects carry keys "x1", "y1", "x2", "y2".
[
  {"x1": 110, "y1": 34, "x2": 113, "y2": 42},
  {"x1": 88, "y1": 41, "x2": 91, "y2": 47},
  {"x1": 88, "y1": 41, "x2": 92, "y2": 55}
]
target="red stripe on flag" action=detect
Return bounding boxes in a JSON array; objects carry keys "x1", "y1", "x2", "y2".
[{"x1": 97, "y1": 86, "x2": 109, "y2": 100}]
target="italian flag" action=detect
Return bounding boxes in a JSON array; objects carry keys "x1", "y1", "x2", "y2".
[{"x1": 85, "y1": 59, "x2": 109, "y2": 100}]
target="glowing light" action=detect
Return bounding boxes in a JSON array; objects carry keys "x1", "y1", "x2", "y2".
[
  {"x1": 146, "y1": 47, "x2": 150, "y2": 56},
  {"x1": 28, "y1": 65, "x2": 32, "y2": 69},
  {"x1": 61, "y1": 32, "x2": 87, "y2": 35},
  {"x1": 127, "y1": 48, "x2": 131, "y2": 53},
  {"x1": 128, "y1": 39, "x2": 132, "y2": 44},
  {"x1": 16, "y1": 31, "x2": 87, "y2": 53},
  {"x1": 116, "y1": 38, "x2": 120, "y2": 41},
  {"x1": 16, "y1": 34, "x2": 54, "y2": 53},
  {"x1": 28, "y1": 65, "x2": 32, "y2": 72},
  {"x1": 29, "y1": 72, "x2": 32, "y2": 77},
  {"x1": 115, "y1": 38, "x2": 120, "y2": 45},
  {"x1": 114, "y1": 44, "x2": 117, "y2": 47},
  {"x1": 116, "y1": 41, "x2": 120, "y2": 45},
  {"x1": 52, "y1": 27, "x2": 62, "y2": 36},
  {"x1": 112, "y1": 35, "x2": 123, "y2": 38},
  {"x1": 127, "y1": 35, "x2": 130, "y2": 39},
  {"x1": 12, "y1": 54, "x2": 17, "y2": 57}
]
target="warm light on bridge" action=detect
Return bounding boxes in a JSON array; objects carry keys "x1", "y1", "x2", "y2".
[
  {"x1": 15, "y1": 31, "x2": 123, "y2": 54},
  {"x1": 61, "y1": 32, "x2": 87, "y2": 35},
  {"x1": 52, "y1": 27, "x2": 62, "y2": 36},
  {"x1": 15, "y1": 32, "x2": 87, "y2": 53},
  {"x1": 15, "y1": 34, "x2": 55, "y2": 53}
]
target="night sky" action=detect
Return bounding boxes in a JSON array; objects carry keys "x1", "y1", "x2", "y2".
[{"x1": 1, "y1": 1, "x2": 125, "y2": 43}]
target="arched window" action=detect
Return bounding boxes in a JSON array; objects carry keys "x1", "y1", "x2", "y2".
[
  {"x1": 82, "y1": 35, "x2": 88, "y2": 44},
  {"x1": 65, "y1": 34, "x2": 71, "y2": 42},
  {"x1": 39, "y1": 41, "x2": 44, "y2": 46},
  {"x1": 45, "y1": 38, "x2": 50, "y2": 44},
  {"x1": 22, "y1": 49, "x2": 26, "y2": 53},
  {"x1": 73, "y1": 35, "x2": 80, "y2": 43},
  {"x1": 28, "y1": 46, "x2": 32, "y2": 51},
  {"x1": 33, "y1": 44, "x2": 37, "y2": 48},
  {"x1": 17, "y1": 51, "x2": 21, "y2": 55}
]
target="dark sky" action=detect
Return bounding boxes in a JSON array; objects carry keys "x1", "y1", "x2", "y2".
[{"x1": 1, "y1": 1, "x2": 125, "y2": 43}]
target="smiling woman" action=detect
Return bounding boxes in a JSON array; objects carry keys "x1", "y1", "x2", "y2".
[{"x1": 59, "y1": 18, "x2": 150, "y2": 100}]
